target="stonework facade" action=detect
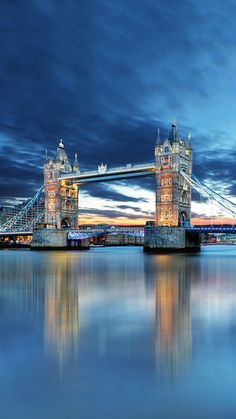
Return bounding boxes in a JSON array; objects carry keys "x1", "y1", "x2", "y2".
[
  {"x1": 143, "y1": 226, "x2": 200, "y2": 253},
  {"x1": 155, "y1": 120, "x2": 192, "y2": 227},
  {"x1": 44, "y1": 140, "x2": 79, "y2": 229}
]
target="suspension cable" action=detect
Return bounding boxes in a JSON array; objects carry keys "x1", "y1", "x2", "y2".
[
  {"x1": 181, "y1": 171, "x2": 236, "y2": 217},
  {"x1": 0, "y1": 186, "x2": 44, "y2": 232}
]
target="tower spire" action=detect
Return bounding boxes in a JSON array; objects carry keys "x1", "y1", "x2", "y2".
[
  {"x1": 187, "y1": 132, "x2": 192, "y2": 149},
  {"x1": 58, "y1": 139, "x2": 64, "y2": 149},
  {"x1": 73, "y1": 152, "x2": 79, "y2": 172},
  {"x1": 156, "y1": 128, "x2": 161, "y2": 145},
  {"x1": 168, "y1": 117, "x2": 179, "y2": 141}
]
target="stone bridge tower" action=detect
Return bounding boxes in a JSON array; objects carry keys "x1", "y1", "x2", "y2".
[
  {"x1": 44, "y1": 140, "x2": 79, "y2": 229},
  {"x1": 155, "y1": 119, "x2": 192, "y2": 227},
  {"x1": 144, "y1": 118, "x2": 200, "y2": 253}
]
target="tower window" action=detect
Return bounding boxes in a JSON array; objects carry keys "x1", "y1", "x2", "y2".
[
  {"x1": 161, "y1": 177, "x2": 173, "y2": 186},
  {"x1": 48, "y1": 190, "x2": 55, "y2": 197},
  {"x1": 161, "y1": 194, "x2": 172, "y2": 202},
  {"x1": 164, "y1": 146, "x2": 169, "y2": 152}
]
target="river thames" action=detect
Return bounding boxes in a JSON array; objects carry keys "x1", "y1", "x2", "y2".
[{"x1": 0, "y1": 245, "x2": 236, "y2": 418}]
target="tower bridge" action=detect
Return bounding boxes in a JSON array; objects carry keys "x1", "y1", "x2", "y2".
[
  {"x1": 43, "y1": 120, "x2": 192, "y2": 232},
  {"x1": 1, "y1": 118, "x2": 236, "y2": 251}
]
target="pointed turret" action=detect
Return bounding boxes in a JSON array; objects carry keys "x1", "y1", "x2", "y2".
[
  {"x1": 185, "y1": 132, "x2": 192, "y2": 157},
  {"x1": 156, "y1": 128, "x2": 161, "y2": 145},
  {"x1": 168, "y1": 116, "x2": 179, "y2": 142},
  {"x1": 73, "y1": 153, "x2": 79, "y2": 172},
  {"x1": 59, "y1": 139, "x2": 64, "y2": 149},
  {"x1": 45, "y1": 148, "x2": 49, "y2": 162},
  {"x1": 54, "y1": 139, "x2": 72, "y2": 172},
  {"x1": 186, "y1": 132, "x2": 192, "y2": 149}
]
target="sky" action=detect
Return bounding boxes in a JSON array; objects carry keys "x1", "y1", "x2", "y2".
[{"x1": 1, "y1": 0, "x2": 236, "y2": 224}]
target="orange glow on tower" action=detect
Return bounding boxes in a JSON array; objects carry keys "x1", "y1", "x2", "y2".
[{"x1": 155, "y1": 120, "x2": 192, "y2": 227}]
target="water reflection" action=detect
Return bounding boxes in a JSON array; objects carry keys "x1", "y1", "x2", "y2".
[
  {"x1": 43, "y1": 249, "x2": 147, "y2": 367},
  {"x1": 154, "y1": 256, "x2": 191, "y2": 379},
  {"x1": 0, "y1": 249, "x2": 193, "y2": 376},
  {"x1": 44, "y1": 253, "x2": 79, "y2": 368},
  {"x1": 1, "y1": 247, "x2": 236, "y2": 418}
]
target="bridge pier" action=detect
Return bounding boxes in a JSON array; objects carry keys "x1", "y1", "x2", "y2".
[
  {"x1": 143, "y1": 226, "x2": 201, "y2": 253},
  {"x1": 31, "y1": 229, "x2": 90, "y2": 250}
]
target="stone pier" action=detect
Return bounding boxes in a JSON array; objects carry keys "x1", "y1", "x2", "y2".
[
  {"x1": 143, "y1": 225, "x2": 200, "y2": 253},
  {"x1": 31, "y1": 229, "x2": 90, "y2": 250}
]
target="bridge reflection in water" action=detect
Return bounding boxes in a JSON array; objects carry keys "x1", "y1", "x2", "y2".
[
  {"x1": 44, "y1": 253, "x2": 79, "y2": 368},
  {"x1": 154, "y1": 256, "x2": 191, "y2": 380},
  {"x1": 0, "y1": 249, "x2": 194, "y2": 376},
  {"x1": 1, "y1": 248, "x2": 233, "y2": 376},
  {"x1": 1, "y1": 248, "x2": 236, "y2": 418}
]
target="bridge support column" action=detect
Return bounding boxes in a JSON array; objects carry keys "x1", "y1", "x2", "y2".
[
  {"x1": 31, "y1": 229, "x2": 89, "y2": 250},
  {"x1": 143, "y1": 225, "x2": 200, "y2": 253}
]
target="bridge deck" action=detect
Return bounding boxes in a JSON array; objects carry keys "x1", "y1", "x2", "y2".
[
  {"x1": 58, "y1": 162, "x2": 156, "y2": 183},
  {"x1": 186, "y1": 226, "x2": 236, "y2": 233},
  {"x1": 2, "y1": 226, "x2": 236, "y2": 236}
]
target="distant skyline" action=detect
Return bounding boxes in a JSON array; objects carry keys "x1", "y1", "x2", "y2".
[{"x1": 1, "y1": 0, "x2": 236, "y2": 224}]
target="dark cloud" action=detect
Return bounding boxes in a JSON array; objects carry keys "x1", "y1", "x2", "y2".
[
  {"x1": 78, "y1": 207, "x2": 151, "y2": 220},
  {"x1": 0, "y1": 0, "x2": 236, "y2": 220},
  {"x1": 82, "y1": 179, "x2": 153, "y2": 203},
  {"x1": 193, "y1": 147, "x2": 236, "y2": 195}
]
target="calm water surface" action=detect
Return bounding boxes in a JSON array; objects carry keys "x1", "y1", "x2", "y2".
[{"x1": 0, "y1": 246, "x2": 236, "y2": 418}]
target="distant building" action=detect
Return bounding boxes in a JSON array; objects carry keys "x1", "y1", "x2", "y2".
[{"x1": 106, "y1": 233, "x2": 143, "y2": 245}]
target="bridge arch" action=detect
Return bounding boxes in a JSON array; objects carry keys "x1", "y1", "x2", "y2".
[
  {"x1": 179, "y1": 211, "x2": 189, "y2": 227},
  {"x1": 61, "y1": 217, "x2": 72, "y2": 229}
]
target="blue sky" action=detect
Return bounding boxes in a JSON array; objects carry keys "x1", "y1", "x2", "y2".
[{"x1": 1, "y1": 0, "x2": 236, "y2": 223}]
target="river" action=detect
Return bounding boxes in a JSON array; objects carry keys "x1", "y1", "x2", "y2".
[{"x1": 0, "y1": 246, "x2": 236, "y2": 418}]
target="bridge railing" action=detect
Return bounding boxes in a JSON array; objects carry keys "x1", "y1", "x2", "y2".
[
  {"x1": 59, "y1": 162, "x2": 155, "y2": 179},
  {"x1": 181, "y1": 170, "x2": 236, "y2": 217}
]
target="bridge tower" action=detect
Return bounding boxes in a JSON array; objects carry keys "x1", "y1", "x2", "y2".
[
  {"x1": 155, "y1": 119, "x2": 192, "y2": 227},
  {"x1": 44, "y1": 140, "x2": 79, "y2": 229}
]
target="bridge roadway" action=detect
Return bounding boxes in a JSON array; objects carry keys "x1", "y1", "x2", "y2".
[
  {"x1": 185, "y1": 226, "x2": 236, "y2": 234},
  {"x1": 73, "y1": 225, "x2": 236, "y2": 238},
  {"x1": 1, "y1": 225, "x2": 236, "y2": 237},
  {"x1": 68, "y1": 226, "x2": 145, "y2": 239},
  {"x1": 58, "y1": 162, "x2": 156, "y2": 183}
]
